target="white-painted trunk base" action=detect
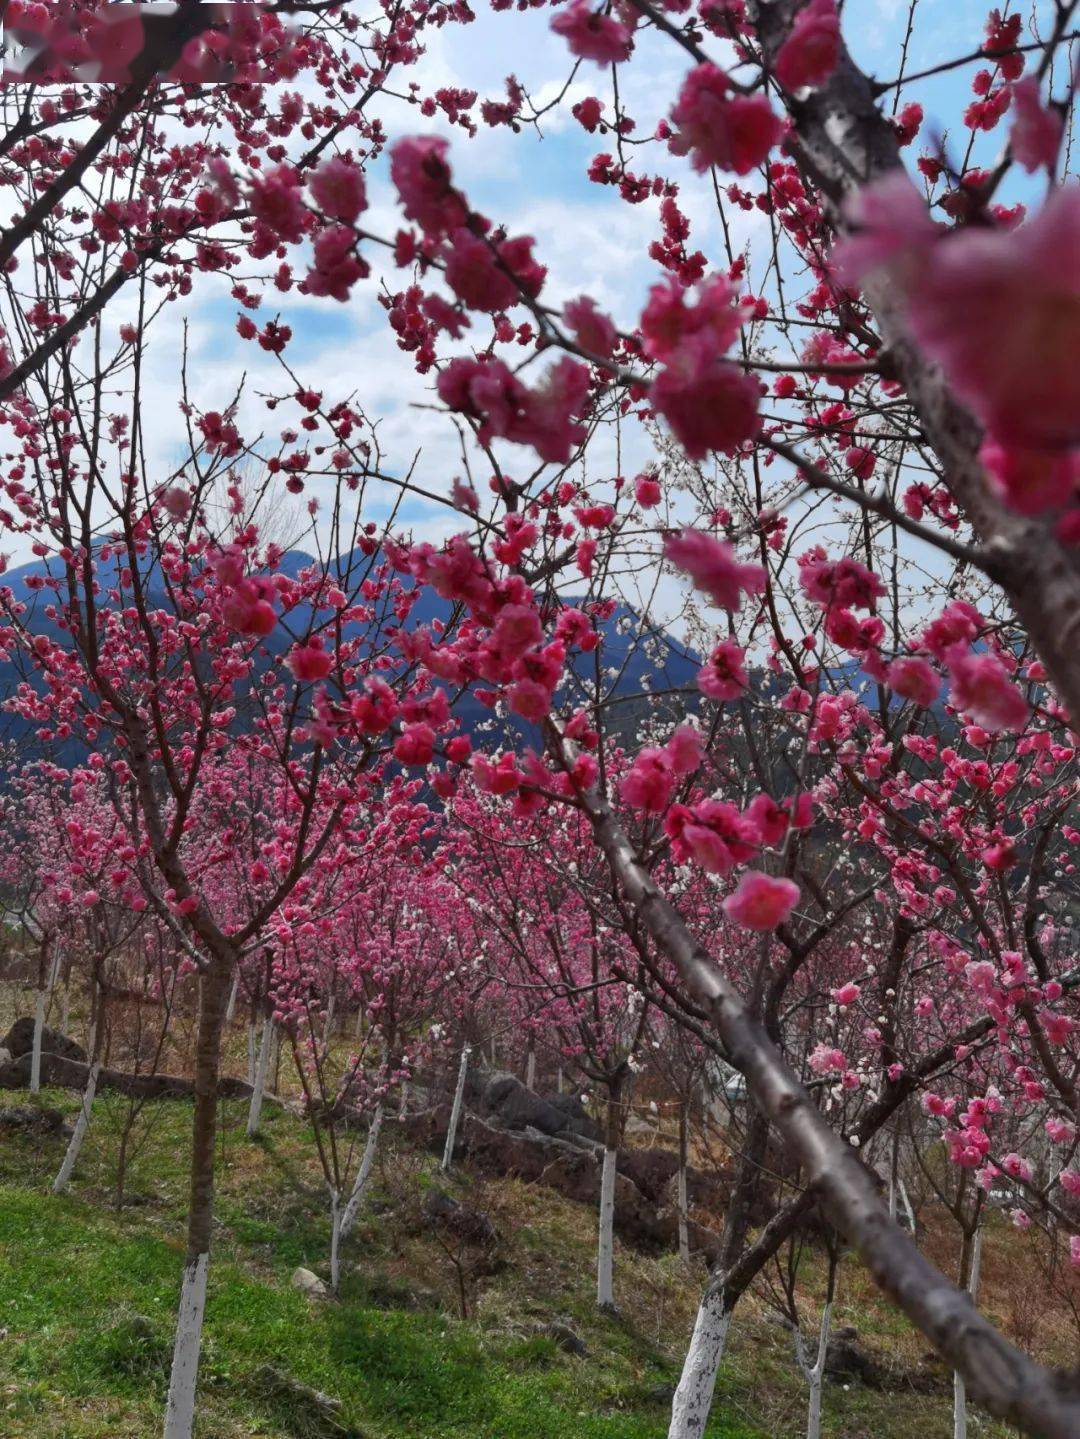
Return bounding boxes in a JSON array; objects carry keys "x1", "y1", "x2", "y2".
[
  {"x1": 668, "y1": 1290, "x2": 731, "y2": 1439},
  {"x1": 246, "y1": 1017, "x2": 272, "y2": 1137},
  {"x1": 53, "y1": 1059, "x2": 101, "y2": 1194},
  {"x1": 597, "y1": 1146, "x2": 617, "y2": 1309},
  {"x1": 954, "y1": 1370, "x2": 967, "y2": 1439},
  {"x1": 525, "y1": 1049, "x2": 536, "y2": 1091},
  {"x1": 30, "y1": 987, "x2": 47, "y2": 1094},
  {"x1": 441, "y1": 1045, "x2": 470, "y2": 1173},
  {"x1": 340, "y1": 1103, "x2": 384, "y2": 1242},
  {"x1": 163, "y1": 1252, "x2": 209, "y2": 1439},
  {"x1": 329, "y1": 1193, "x2": 342, "y2": 1293}
]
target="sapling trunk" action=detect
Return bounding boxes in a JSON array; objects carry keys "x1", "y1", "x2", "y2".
[
  {"x1": 441, "y1": 1044, "x2": 470, "y2": 1172},
  {"x1": 30, "y1": 941, "x2": 61, "y2": 1095},
  {"x1": 329, "y1": 1190, "x2": 342, "y2": 1293},
  {"x1": 163, "y1": 958, "x2": 232, "y2": 1439},
  {"x1": 246, "y1": 1019, "x2": 256, "y2": 1086},
  {"x1": 525, "y1": 1039, "x2": 536, "y2": 1091},
  {"x1": 53, "y1": 1014, "x2": 102, "y2": 1195},
  {"x1": 398, "y1": 1080, "x2": 410, "y2": 1118},
  {"x1": 246, "y1": 1014, "x2": 273, "y2": 1137},
  {"x1": 953, "y1": 1224, "x2": 983, "y2": 1439},
  {"x1": 597, "y1": 1085, "x2": 620, "y2": 1309},
  {"x1": 804, "y1": 1297, "x2": 833, "y2": 1439},
  {"x1": 339, "y1": 1101, "x2": 384, "y2": 1243}
]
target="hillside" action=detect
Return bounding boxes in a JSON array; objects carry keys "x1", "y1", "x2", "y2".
[{"x1": 0, "y1": 1069, "x2": 1043, "y2": 1439}]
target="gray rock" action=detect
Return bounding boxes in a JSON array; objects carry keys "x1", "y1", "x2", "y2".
[
  {"x1": 542, "y1": 1321, "x2": 587, "y2": 1357},
  {"x1": 2, "y1": 1017, "x2": 86, "y2": 1064},
  {"x1": 290, "y1": 1266, "x2": 330, "y2": 1299}
]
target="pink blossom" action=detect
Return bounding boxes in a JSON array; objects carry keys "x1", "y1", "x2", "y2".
[
  {"x1": 666, "y1": 724, "x2": 704, "y2": 775},
  {"x1": 550, "y1": 0, "x2": 632, "y2": 65},
  {"x1": 669, "y1": 64, "x2": 783, "y2": 175},
  {"x1": 841, "y1": 180, "x2": 1080, "y2": 451},
  {"x1": 1009, "y1": 77, "x2": 1063, "y2": 172},
  {"x1": 833, "y1": 171, "x2": 941, "y2": 283},
  {"x1": 221, "y1": 576, "x2": 277, "y2": 637},
  {"x1": 444, "y1": 230, "x2": 545, "y2": 312},
  {"x1": 946, "y1": 646, "x2": 1029, "y2": 732},
  {"x1": 698, "y1": 638, "x2": 749, "y2": 700},
  {"x1": 634, "y1": 472, "x2": 662, "y2": 507},
  {"x1": 651, "y1": 343, "x2": 761, "y2": 458},
  {"x1": 286, "y1": 639, "x2": 333, "y2": 682},
  {"x1": 394, "y1": 723, "x2": 436, "y2": 765},
  {"x1": 1000, "y1": 1152, "x2": 1033, "y2": 1183},
  {"x1": 620, "y1": 748, "x2": 675, "y2": 812},
  {"x1": 723, "y1": 870, "x2": 800, "y2": 930},
  {"x1": 886, "y1": 655, "x2": 939, "y2": 708},
  {"x1": 832, "y1": 982, "x2": 861, "y2": 1006},
  {"x1": 664, "y1": 530, "x2": 766, "y2": 612},
  {"x1": 809, "y1": 1043, "x2": 847, "y2": 1075},
  {"x1": 249, "y1": 164, "x2": 307, "y2": 244},
  {"x1": 565, "y1": 296, "x2": 617, "y2": 358},
  {"x1": 1059, "y1": 1169, "x2": 1080, "y2": 1198},
  {"x1": 665, "y1": 800, "x2": 758, "y2": 874},
  {"x1": 390, "y1": 136, "x2": 468, "y2": 237},
  {"x1": 308, "y1": 156, "x2": 367, "y2": 224},
  {"x1": 980, "y1": 438, "x2": 1078, "y2": 516},
  {"x1": 306, "y1": 225, "x2": 367, "y2": 301},
  {"x1": 774, "y1": 0, "x2": 840, "y2": 92}
]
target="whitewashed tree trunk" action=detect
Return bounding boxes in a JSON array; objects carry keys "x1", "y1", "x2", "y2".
[
  {"x1": 339, "y1": 1102, "x2": 384, "y2": 1243},
  {"x1": 224, "y1": 972, "x2": 240, "y2": 1026},
  {"x1": 525, "y1": 1041, "x2": 536, "y2": 1091},
  {"x1": 805, "y1": 1300, "x2": 833, "y2": 1439},
  {"x1": 899, "y1": 1180, "x2": 916, "y2": 1236},
  {"x1": 668, "y1": 1287, "x2": 732, "y2": 1439},
  {"x1": 163, "y1": 1252, "x2": 209, "y2": 1439},
  {"x1": 954, "y1": 1225, "x2": 983, "y2": 1439},
  {"x1": 597, "y1": 1144, "x2": 617, "y2": 1309},
  {"x1": 329, "y1": 1190, "x2": 342, "y2": 1293},
  {"x1": 246, "y1": 1020, "x2": 256, "y2": 1086},
  {"x1": 441, "y1": 1044, "x2": 470, "y2": 1172},
  {"x1": 246, "y1": 1016, "x2": 273, "y2": 1137},
  {"x1": 398, "y1": 1080, "x2": 410, "y2": 1119},
  {"x1": 53, "y1": 1025, "x2": 100, "y2": 1195},
  {"x1": 30, "y1": 944, "x2": 61, "y2": 1095},
  {"x1": 557, "y1": 1066, "x2": 564, "y2": 1094}
]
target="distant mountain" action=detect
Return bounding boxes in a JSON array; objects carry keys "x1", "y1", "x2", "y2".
[{"x1": 0, "y1": 548, "x2": 700, "y2": 764}]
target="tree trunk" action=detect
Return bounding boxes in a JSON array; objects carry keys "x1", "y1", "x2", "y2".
[
  {"x1": 30, "y1": 942, "x2": 61, "y2": 1095},
  {"x1": 245, "y1": 1015, "x2": 273, "y2": 1138},
  {"x1": 398, "y1": 1080, "x2": 410, "y2": 1119},
  {"x1": 677, "y1": 1098, "x2": 691, "y2": 1264},
  {"x1": 597, "y1": 1083, "x2": 621, "y2": 1310},
  {"x1": 953, "y1": 1224, "x2": 983, "y2": 1439},
  {"x1": 339, "y1": 1102, "x2": 384, "y2": 1243},
  {"x1": 163, "y1": 958, "x2": 232, "y2": 1439},
  {"x1": 525, "y1": 1038, "x2": 536, "y2": 1091},
  {"x1": 441, "y1": 1044, "x2": 470, "y2": 1173},
  {"x1": 246, "y1": 1020, "x2": 256, "y2": 1087},
  {"x1": 329, "y1": 1190, "x2": 342, "y2": 1294},
  {"x1": 806, "y1": 1299, "x2": 833, "y2": 1439},
  {"x1": 668, "y1": 1287, "x2": 732, "y2": 1439},
  {"x1": 53, "y1": 1016, "x2": 102, "y2": 1195}
]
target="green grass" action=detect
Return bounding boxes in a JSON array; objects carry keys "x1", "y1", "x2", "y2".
[{"x1": 0, "y1": 1086, "x2": 1022, "y2": 1438}]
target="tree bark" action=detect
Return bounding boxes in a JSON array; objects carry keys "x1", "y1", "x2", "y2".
[
  {"x1": 53, "y1": 1012, "x2": 103, "y2": 1196},
  {"x1": 246, "y1": 1015, "x2": 273, "y2": 1138},
  {"x1": 677, "y1": 1098, "x2": 691, "y2": 1264}
]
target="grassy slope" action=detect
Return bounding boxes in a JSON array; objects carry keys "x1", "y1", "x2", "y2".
[{"x1": 0, "y1": 1087, "x2": 1020, "y2": 1439}]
